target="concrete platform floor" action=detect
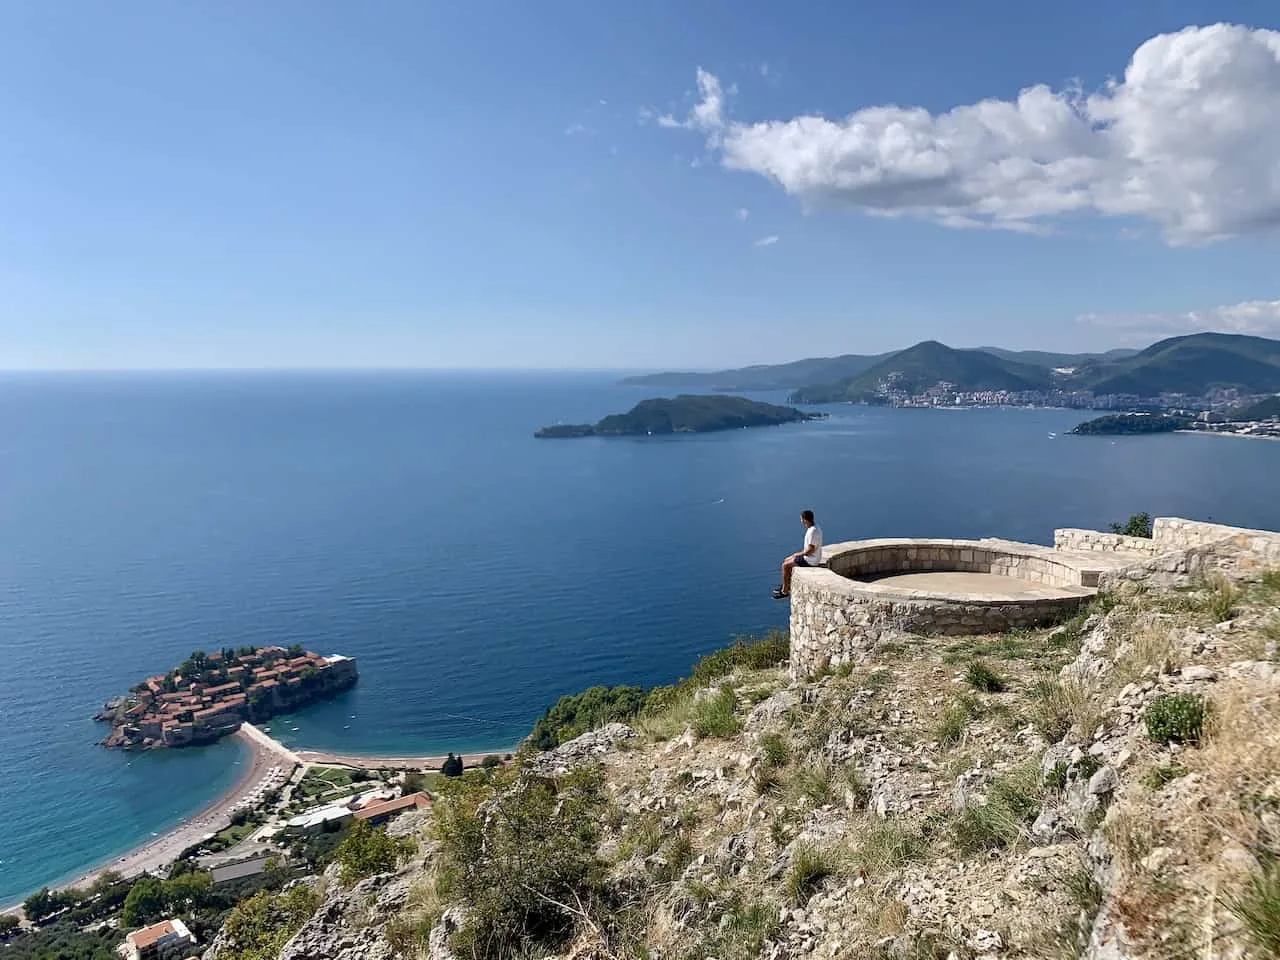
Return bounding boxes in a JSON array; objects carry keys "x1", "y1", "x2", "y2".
[{"x1": 859, "y1": 570, "x2": 1089, "y2": 600}]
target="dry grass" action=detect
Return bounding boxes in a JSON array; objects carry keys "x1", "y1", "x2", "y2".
[
  {"x1": 1114, "y1": 622, "x2": 1182, "y2": 685},
  {"x1": 1030, "y1": 677, "x2": 1103, "y2": 743},
  {"x1": 1104, "y1": 681, "x2": 1280, "y2": 956}
]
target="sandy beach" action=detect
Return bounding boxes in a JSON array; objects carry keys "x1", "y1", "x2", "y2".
[
  {"x1": 55, "y1": 729, "x2": 291, "y2": 898},
  {"x1": 295, "y1": 747, "x2": 513, "y2": 770},
  {"x1": 3, "y1": 726, "x2": 511, "y2": 917}
]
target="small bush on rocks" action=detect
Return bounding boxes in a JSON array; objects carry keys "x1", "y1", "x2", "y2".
[
  {"x1": 1109, "y1": 513, "x2": 1153, "y2": 538},
  {"x1": 1145, "y1": 693, "x2": 1207, "y2": 745},
  {"x1": 785, "y1": 844, "x2": 838, "y2": 905},
  {"x1": 952, "y1": 763, "x2": 1041, "y2": 854},
  {"x1": 434, "y1": 766, "x2": 611, "y2": 959},
  {"x1": 760, "y1": 731, "x2": 791, "y2": 767},
  {"x1": 693, "y1": 686, "x2": 741, "y2": 738},
  {"x1": 965, "y1": 659, "x2": 1006, "y2": 693}
]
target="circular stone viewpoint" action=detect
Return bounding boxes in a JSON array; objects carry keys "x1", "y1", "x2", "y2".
[{"x1": 789, "y1": 538, "x2": 1102, "y2": 679}]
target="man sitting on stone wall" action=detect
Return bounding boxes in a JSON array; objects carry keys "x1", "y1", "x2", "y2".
[{"x1": 774, "y1": 509, "x2": 823, "y2": 600}]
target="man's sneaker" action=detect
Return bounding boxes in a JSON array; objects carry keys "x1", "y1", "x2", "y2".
[{"x1": 771, "y1": 588, "x2": 788, "y2": 600}]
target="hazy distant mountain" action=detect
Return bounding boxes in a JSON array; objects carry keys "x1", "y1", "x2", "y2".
[
  {"x1": 976, "y1": 347, "x2": 1139, "y2": 369},
  {"x1": 622, "y1": 333, "x2": 1280, "y2": 402},
  {"x1": 1228, "y1": 395, "x2": 1280, "y2": 420},
  {"x1": 790, "y1": 341, "x2": 1052, "y2": 403},
  {"x1": 619, "y1": 353, "x2": 893, "y2": 391},
  {"x1": 1072, "y1": 333, "x2": 1280, "y2": 395}
]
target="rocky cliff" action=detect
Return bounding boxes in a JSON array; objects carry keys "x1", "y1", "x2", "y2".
[{"x1": 206, "y1": 570, "x2": 1280, "y2": 960}]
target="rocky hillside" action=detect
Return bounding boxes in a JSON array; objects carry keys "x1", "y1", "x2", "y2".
[{"x1": 206, "y1": 572, "x2": 1280, "y2": 960}]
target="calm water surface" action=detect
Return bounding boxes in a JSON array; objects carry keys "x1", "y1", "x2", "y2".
[{"x1": 3, "y1": 371, "x2": 1280, "y2": 903}]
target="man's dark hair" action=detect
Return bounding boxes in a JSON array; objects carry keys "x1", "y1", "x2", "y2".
[{"x1": 801, "y1": 510, "x2": 815, "y2": 524}]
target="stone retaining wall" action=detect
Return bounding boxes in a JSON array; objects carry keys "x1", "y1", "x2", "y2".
[
  {"x1": 790, "y1": 572, "x2": 1086, "y2": 678},
  {"x1": 788, "y1": 520, "x2": 1280, "y2": 680},
  {"x1": 1053, "y1": 529, "x2": 1164, "y2": 555},
  {"x1": 1153, "y1": 518, "x2": 1280, "y2": 565},
  {"x1": 826, "y1": 539, "x2": 1091, "y2": 588}
]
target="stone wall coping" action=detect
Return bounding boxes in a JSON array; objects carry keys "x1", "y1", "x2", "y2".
[{"x1": 792, "y1": 565, "x2": 1095, "y2": 605}]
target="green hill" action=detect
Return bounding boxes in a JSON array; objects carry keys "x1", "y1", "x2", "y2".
[
  {"x1": 790, "y1": 341, "x2": 1053, "y2": 403},
  {"x1": 1069, "y1": 413, "x2": 1191, "y2": 436},
  {"x1": 976, "y1": 347, "x2": 1138, "y2": 368},
  {"x1": 619, "y1": 353, "x2": 892, "y2": 391},
  {"x1": 1074, "y1": 333, "x2": 1280, "y2": 395},
  {"x1": 535, "y1": 395, "x2": 821, "y2": 438},
  {"x1": 1228, "y1": 395, "x2": 1280, "y2": 420}
]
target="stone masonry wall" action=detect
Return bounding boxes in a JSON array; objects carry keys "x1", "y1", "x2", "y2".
[
  {"x1": 1153, "y1": 517, "x2": 1280, "y2": 566},
  {"x1": 789, "y1": 575, "x2": 1086, "y2": 679},
  {"x1": 1053, "y1": 529, "x2": 1164, "y2": 555}
]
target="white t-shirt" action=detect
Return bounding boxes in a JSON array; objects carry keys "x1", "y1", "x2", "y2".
[{"x1": 803, "y1": 525, "x2": 823, "y2": 564}]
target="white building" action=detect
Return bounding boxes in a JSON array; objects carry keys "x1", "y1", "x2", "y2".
[
  {"x1": 122, "y1": 918, "x2": 197, "y2": 960},
  {"x1": 284, "y1": 802, "x2": 353, "y2": 833}
]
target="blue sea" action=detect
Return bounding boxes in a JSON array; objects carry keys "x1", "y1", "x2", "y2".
[{"x1": 3, "y1": 371, "x2": 1280, "y2": 905}]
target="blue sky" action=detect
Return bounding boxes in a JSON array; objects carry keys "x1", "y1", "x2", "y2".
[{"x1": 2, "y1": 1, "x2": 1278, "y2": 370}]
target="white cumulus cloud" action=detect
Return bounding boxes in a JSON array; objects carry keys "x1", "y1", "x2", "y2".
[
  {"x1": 753, "y1": 235, "x2": 779, "y2": 247},
  {"x1": 1077, "y1": 298, "x2": 1280, "y2": 339},
  {"x1": 659, "y1": 25, "x2": 1280, "y2": 244}
]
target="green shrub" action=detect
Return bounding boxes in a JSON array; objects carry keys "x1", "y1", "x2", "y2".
[
  {"x1": 936, "y1": 697, "x2": 979, "y2": 747},
  {"x1": 965, "y1": 659, "x2": 1006, "y2": 693},
  {"x1": 650, "y1": 835, "x2": 694, "y2": 883},
  {"x1": 857, "y1": 823, "x2": 926, "y2": 873},
  {"x1": 688, "y1": 631, "x2": 790, "y2": 687},
  {"x1": 785, "y1": 844, "x2": 838, "y2": 905},
  {"x1": 1144, "y1": 693, "x2": 1207, "y2": 745},
  {"x1": 760, "y1": 731, "x2": 791, "y2": 767},
  {"x1": 435, "y1": 766, "x2": 609, "y2": 959},
  {"x1": 528, "y1": 685, "x2": 648, "y2": 750},
  {"x1": 217, "y1": 885, "x2": 323, "y2": 960},
  {"x1": 619, "y1": 812, "x2": 663, "y2": 860},
  {"x1": 693, "y1": 686, "x2": 741, "y2": 738},
  {"x1": 1224, "y1": 858, "x2": 1280, "y2": 956},
  {"x1": 335, "y1": 818, "x2": 416, "y2": 885},
  {"x1": 1108, "y1": 513, "x2": 1153, "y2": 538},
  {"x1": 951, "y1": 763, "x2": 1041, "y2": 854},
  {"x1": 786, "y1": 763, "x2": 833, "y2": 807}
]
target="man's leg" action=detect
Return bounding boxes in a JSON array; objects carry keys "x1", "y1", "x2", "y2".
[{"x1": 779, "y1": 558, "x2": 795, "y2": 594}]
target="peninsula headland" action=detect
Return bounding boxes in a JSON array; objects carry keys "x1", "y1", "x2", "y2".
[{"x1": 535, "y1": 394, "x2": 823, "y2": 438}]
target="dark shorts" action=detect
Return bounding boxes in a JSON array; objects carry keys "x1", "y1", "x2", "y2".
[{"x1": 792, "y1": 556, "x2": 811, "y2": 567}]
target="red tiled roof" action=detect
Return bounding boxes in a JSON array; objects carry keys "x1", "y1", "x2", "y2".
[
  {"x1": 354, "y1": 793, "x2": 431, "y2": 820},
  {"x1": 126, "y1": 919, "x2": 188, "y2": 949}
]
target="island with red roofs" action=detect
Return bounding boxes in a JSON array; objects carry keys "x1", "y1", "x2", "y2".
[{"x1": 95, "y1": 645, "x2": 358, "y2": 749}]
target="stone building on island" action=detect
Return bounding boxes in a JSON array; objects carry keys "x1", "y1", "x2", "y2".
[{"x1": 98, "y1": 646, "x2": 358, "y2": 749}]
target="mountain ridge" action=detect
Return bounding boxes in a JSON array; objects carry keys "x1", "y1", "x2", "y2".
[{"x1": 624, "y1": 333, "x2": 1280, "y2": 401}]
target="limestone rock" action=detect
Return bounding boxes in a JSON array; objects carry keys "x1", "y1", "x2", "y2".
[
  {"x1": 277, "y1": 872, "x2": 411, "y2": 960},
  {"x1": 525, "y1": 722, "x2": 637, "y2": 776},
  {"x1": 1088, "y1": 766, "x2": 1118, "y2": 796},
  {"x1": 1180, "y1": 664, "x2": 1217, "y2": 682}
]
